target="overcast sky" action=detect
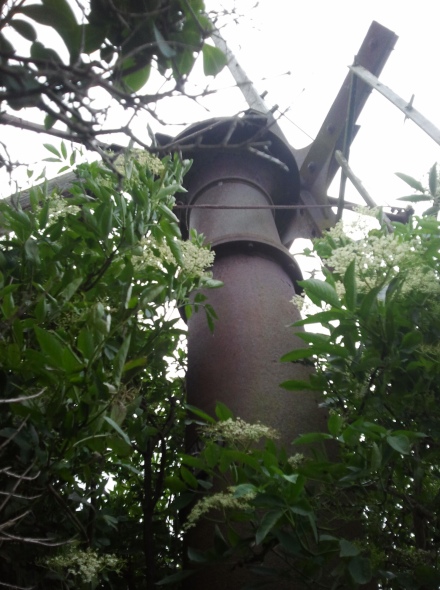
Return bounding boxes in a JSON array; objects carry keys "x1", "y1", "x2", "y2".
[
  {"x1": 192, "y1": 0, "x2": 440, "y2": 209},
  {"x1": 2, "y1": 0, "x2": 439, "y2": 213}
]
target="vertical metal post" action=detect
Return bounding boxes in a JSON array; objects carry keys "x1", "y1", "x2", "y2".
[{"x1": 170, "y1": 115, "x2": 328, "y2": 589}]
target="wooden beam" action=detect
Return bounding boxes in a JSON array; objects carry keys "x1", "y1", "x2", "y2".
[
  {"x1": 350, "y1": 64, "x2": 440, "y2": 147},
  {"x1": 299, "y1": 21, "x2": 399, "y2": 192}
]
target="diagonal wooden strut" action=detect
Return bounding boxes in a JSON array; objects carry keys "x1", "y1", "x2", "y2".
[
  {"x1": 349, "y1": 64, "x2": 440, "y2": 147},
  {"x1": 212, "y1": 21, "x2": 398, "y2": 242}
]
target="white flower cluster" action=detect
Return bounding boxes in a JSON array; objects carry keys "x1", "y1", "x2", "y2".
[
  {"x1": 114, "y1": 149, "x2": 164, "y2": 176},
  {"x1": 287, "y1": 453, "x2": 305, "y2": 468},
  {"x1": 325, "y1": 209, "x2": 379, "y2": 241},
  {"x1": 326, "y1": 233, "x2": 423, "y2": 292},
  {"x1": 184, "y1": 488, "x2": 256, "y2": 530},
  {"x1": 44, "y1": 548, "x2": 123, "y2": 583},
  {"x1": 291, "y1": 293, "x2": 305, "y2": 311},
  {"x1": 132, "y1": 237, "x2": 215, "y2": 280},
  {"x1": 132, "y1": 238, "x2": 174, "y2": 270},
  {"x1": 180, "y1": 240, "x2": 215, "y2": 278},
  {"x1": 201, "y1": 417, "x2": 279, "y2": 446},
  {"x1": 48, "y1": 195, "x2": 81, "y2": 222}
]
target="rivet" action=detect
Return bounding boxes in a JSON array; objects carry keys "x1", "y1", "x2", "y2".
[
  {"x1": 326, "y1": 124, "x2": 335, "y2": 135},
  {"x1": 307, "y1": 161, "x2": 316, "y2": 174}
]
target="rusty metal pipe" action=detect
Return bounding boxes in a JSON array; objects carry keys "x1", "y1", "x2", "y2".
[{"x1": 165, "y1": 114, "x2": 329, "y2": 589}]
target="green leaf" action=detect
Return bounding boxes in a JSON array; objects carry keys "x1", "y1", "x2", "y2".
[
  {"x1": 255, "y1": 510, "x2": 282, "y2": 545},
  {"x1": 328, "y1": 413, "x2": 344, "y2": 436},
  {"x1": 123, "y1": 65, "x2": 151, "y2": 92},
  {"x1": 164, "y1": 475, "x2": 187, "y2": 494},
  {"x1": 294, "y1": 432, "x2": 332, "y2": 445},
  {"x1": 370, "y1": 442, "x2": 382, "y2": 471},
  {"x1": 40, "y1": 118, "x2": 55, "y2": 135},
  {"x1": 203, "y1": 442, "x2": 220, "y2": 468},
  {"x1": 343, "y1": 260, "x2": 356, "y2": 311},
  {"x1": 77, "y1": 329, "x2": 95, "y2": 360},
  {"x1": 140, "y1": 284, "x2": 166, "y2": 306},
  {"x1": 348, "y1": 556, "x2": 372, "y2": 584},
  {"x1": 294, "y1": 309, "x2": 350, "y2": 326},
  {"x1": 215, "y1": 402, "x2": 233, "y2": 421},
  {"x1": 24, "y1": 238, "x2": 40, "y2": 264},
  {"x1": 187, "y1": 547, "x2": 208, "y2": 563},
  {"x1": 423, "y1": 205, "x2": 440, "y2": 217},
  {"x1": 0, "y1": 32, "x2": 14, "y2": 54},
  {"x1": 359, "y1": 285, "x2": 383, "y2": 319},
  {"x1": 203, "y1": 278, "x2": 223, "y2": 289},
  {"x1": 386, "y1": 434, "x2": 410, "y2": 455},
  {"x1": 43, "y1": 144, "x2": 61, "y2": 158},
  {"x1": 395, "y1": 172, "x2": 424, "y2": 193},
  {"x1": 397, "y1": 194, "x2": 432, "y2": 202},
  {"x1": 180, "y1": 465, "x2": 198, "y2": 488},
  {"x1": 104, "y1": 416, "x2": 131, "y2": 447},
  {"x1": 298, "y1": 278, "x2": 341, "y2": 309},
  {"x1": 281, "y1": 343, "x2": 349, "y2": 362},
  {"x1": 186, "y1": 404, "x2": 216, "y2": 424},
  {"x1": 202, "y1": 44, "x2": 227, "y2": 76},
  {"x1": 153, "y1": 24, "x2": 176, "y2": 58},
  {"x1": 9, "y1": 19, "x2": 37, "y2": 41},
  {"x1": 157, "y1": 183, "x2": 184, "y2": 201},
  {"x1": 413, "y1": 565, "x2": 440, "y2": 587},
  {"x1": 233, "y1": 483, "x2": 257, "y2": 498},
  {"x1": 156, "y1": 570, "x2": 193, "y2": 585},
  {"x1": 339, "y1": 539, "x2": 360, "y2": 557},
  {"x1": 123, "y1": 357, "x2": 147, "y2": 373},
  {"x1": 113, "y1": 335, "x2": 131, "y2": 385},
  {"x1": 428, "y1": 163, "x2": 437, "y2": 197},
  {"x1": 61, "y1": 345, "x2": 83, "y2": 374},
  {"x1": 280, "y1": 348, "x2": 315, "y2": 362},
  {"x1": 59, "y1": 277, "x2": 82, "y2": 302},
  {"x1": 107, "y1": 435, "x2": 132, "y2": 457},
  {"x1": 34, "y1": 326, "x2": 63, "y2": 365},
  {"x1": 20, "y1": 0, "x2": 80, "y2": 57}
]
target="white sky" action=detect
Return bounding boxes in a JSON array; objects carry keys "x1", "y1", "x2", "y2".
[
  {"x1": 198, "y1": 0, "x2": 440, "y2": 210},
  {"x1": 2, "y1": 0, "x2": 440, "y2": 213}
]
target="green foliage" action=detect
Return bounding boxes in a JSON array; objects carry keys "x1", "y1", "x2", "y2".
[
  {"x1": 0, "y1": 148, "x2": 218, "y2": 588},
  {"x1": 397, "y1": 163, "x2": 440, "y2": 217},
  {"x1": 0, "y1": 0, "x2": 225, "y2": 145},
  {"x1": 175, "y1": 179, "x2": 440, "y2": 588}
]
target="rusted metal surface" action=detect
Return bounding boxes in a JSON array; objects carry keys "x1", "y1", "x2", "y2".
[
  {"x1": 172, "y1": 114, "x2": 327, "y2": 589},
  {"x1": 170, "y1": 22, "x2": 399, "y2": 586},
  {"x1": 172, "y1": 113, "x2": 300, "y2": 239},
  {"x1": 172, "y1": 115, "x2": 319, "y2": 448},
  {"x1": 185, "y1": 250, "x2": 325, "y2": 449},
  {"x1": 208, "y1": 22, "x2": 398, "y2": 245}
]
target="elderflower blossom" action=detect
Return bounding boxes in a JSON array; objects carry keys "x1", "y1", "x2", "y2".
[
  {"x1": 291, "y1": 293, "x2": 305, "y2": 311},
  {"x1": 132, "y1": 238, "x2": 175, "y2": 270},
  {"x1": 180, "y1": 240, "x2": 215, "y2": 278},
  {"x1": 326, "y1": 233, "x2": 423, "y2": 292},
  {"x1": 114, "y1": 149, "x2": 164, "y2": 176},
  {"x1": 401, "y1": 266, "x2": 440, "y2": 297},
  {"x1": 47, "y1": 194, "x2": 81, "y2": 222},
  {"x1": 132, "y1": 237, "x2": 214, "y2": 280},
  {"x1": 44, "y1": 548, "x2": 124, "y2": 583},
  {"x1": 287, "y1": 453, "x2": 305, "y2": 469},
  {"x1": 324, "y1": 208, "x2": 379, "y2": 242},
  {"x1": 201, "y1": 417, "x2": 279, "y2": 446},
  {"x1": 184, "y1": 488, "x2": 256, "y2": 530}
]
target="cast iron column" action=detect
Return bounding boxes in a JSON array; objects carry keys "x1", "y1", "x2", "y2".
[{"x1": 169, "y1": 114, "x2": 328, "y2": 589}]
